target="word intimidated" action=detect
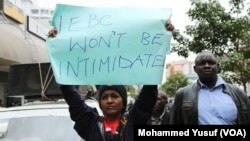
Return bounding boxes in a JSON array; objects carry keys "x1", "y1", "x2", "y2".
[{"x1": 59, "y1": 54, "x2": 165, "y2": 77}]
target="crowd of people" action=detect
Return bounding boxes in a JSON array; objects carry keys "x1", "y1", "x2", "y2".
[{"x1": 48, "y1": 20, "x2": 250, "y2": 141}]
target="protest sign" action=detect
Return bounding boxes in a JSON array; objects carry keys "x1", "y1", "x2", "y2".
[{"x1": 46, "y1": 4, "x2": 172, "y2": 85}]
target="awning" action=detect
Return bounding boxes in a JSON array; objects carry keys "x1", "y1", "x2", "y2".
[{"x1": 0, "y1": 23, "x2": 50, "y2": 72}]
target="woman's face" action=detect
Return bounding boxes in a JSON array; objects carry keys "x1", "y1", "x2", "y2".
[{"x1": 100, "y1": 90, "x2": 123, "y2": 118}]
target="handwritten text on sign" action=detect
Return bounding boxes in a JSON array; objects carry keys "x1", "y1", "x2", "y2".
[{"x1": 46, "y1": 4, "x2": 172, "y2": 85}]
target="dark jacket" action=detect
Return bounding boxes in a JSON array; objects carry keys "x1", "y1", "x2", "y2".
[
  {"x1": 162, "y1": 111, "x2": 170, "y2": 124},
  {"x1": 147, "y1": 110, "x2": 170, "y2": 125},
  {"x1": 60, "y1": 85, "x2": 157, "y2": 141},
  {"x1": 170, "y1": 81, "x2": 250, "y2": 125}
]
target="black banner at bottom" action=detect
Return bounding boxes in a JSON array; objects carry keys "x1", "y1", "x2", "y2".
[{"x1": 134, "y1": 125, "x2": 250, "y2": 140}]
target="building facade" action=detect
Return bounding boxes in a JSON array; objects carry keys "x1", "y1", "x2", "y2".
[
  {"x1": 165, "y1": 60, "x2": 197, "y2": 83},
  {"x1": 0, "y1": 0, "x2": 53, "y2": 105}
]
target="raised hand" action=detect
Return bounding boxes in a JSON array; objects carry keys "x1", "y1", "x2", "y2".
[
  {"x1": 165, "y1": 21, "x2": 174, "y2": 31},
  {"x1": 48, "y1": 28, "x2": 58, "y2": 37}
]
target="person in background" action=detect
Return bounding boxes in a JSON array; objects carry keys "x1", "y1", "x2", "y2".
[
  {"x1": 49, "y1": 21, "x2": 174, "y2": 141},
  {"x1": 125, "y1": 99, "x2": 134, "y2": 115},
  {"x1": 94, "y1": 85, "x2": 101, "y2": 100},
  {"x1": 170, "y1": 51, "x2": 250, "y2": 125},
  {"x1": 148, "y1": 90, "x2": 170, "y2": 125},
  {"x1": 76, "y1": 85, "x2": 96, "y2": 100}
]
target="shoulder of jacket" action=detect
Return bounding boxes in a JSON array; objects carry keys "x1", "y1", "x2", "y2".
[
  {"x1": 224, "y1": 83, "x2": 242, "y2": 91},
  {"x1": 177, "y1": 83, "x2": 197, "y2": 92}
]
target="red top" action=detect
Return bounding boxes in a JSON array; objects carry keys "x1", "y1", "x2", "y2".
[{"x1": 103, "y1": 118, "x2": 120, "y2": 134}]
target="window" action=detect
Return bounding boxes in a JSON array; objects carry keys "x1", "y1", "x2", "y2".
[
  {"x1": 31, "y1": 9, "x2": 39, "y2": 14},
  {"x1": 41, "y1": 9, "x2": 49, "y2": 14}
]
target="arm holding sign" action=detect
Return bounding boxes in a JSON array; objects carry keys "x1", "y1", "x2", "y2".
[{"x1": 49, "y1": 21, "x2": 174, "y2": 141}]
